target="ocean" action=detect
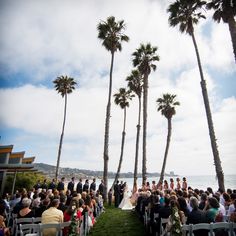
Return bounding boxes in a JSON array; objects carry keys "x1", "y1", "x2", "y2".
[{"x1": 107, "y1": 175, "x2": 236, "y2": 192}]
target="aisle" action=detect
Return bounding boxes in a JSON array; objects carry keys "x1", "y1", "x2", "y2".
[{"x1": 89, "y1": 205, "x2": 147, "y2": 236}]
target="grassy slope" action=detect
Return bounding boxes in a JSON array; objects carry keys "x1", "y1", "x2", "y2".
[{"x1": 89, "y1": 206, "x2": 147, "y2": 236}]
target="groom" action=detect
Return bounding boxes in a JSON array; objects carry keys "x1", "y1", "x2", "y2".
[{"x1": 114, "y1": 180, "x2": 121, "y2": 207}]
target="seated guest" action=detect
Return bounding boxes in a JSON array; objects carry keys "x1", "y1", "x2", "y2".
[
  {"x1": 41, "y1": 199, "x2": 63, "y2": 236},
  {"x1": 204, "y1": 197, "x2": 220, "y2": 223},
  {"x1": 199, "y1": 192, "x2": 208, "y2": 210},
  {"x1": 177, "y1": 196, "x2": 190, "y2": 218},
  {"x1": 17, "y1": 198, "x2": 34, "y2": 218},
  {"x1": 187, "y1": 197, "x2": 207, "y2": 236},
  {"x1": 163, "y1": 200, "x2": 185, "y2": 236},
  {"x1": 35, "y1": 198, "x2": 50, "y2": 217}
]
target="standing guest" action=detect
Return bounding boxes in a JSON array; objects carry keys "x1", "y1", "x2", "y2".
[
  {"x1": 98, "y1": 180, "x2": 105, "y2": 198},
  {"x1": 151, "y1": 181, "x2": 156, "y2": 191},
  {"x1": 90, "y1": 178, "x2": 96, "y2": 192},
  {"x1": 182, "y1": 177, "x2": 187, "y2": 190},
  {"x1": 67, "y1": 177, "x2": 75, "y2": 193},
  {"x1": 146, "y1": 182, "x2": 151, "y2": 191},
  {"x1": 163, "y1": 180, "x2": 169, "y2": 190},
  {"x1": 34, "y1": 180, "x2": 41, "y2": 191},
  {"x1": 114, "y1": 180, "x2": 120, "y2": 207},
  {"x1": 57, "y1": 177, "x2": 65, "y2": 192},
  {"x1": 41, "y1": 179, "x2": 48, "y2": 190},
  {"x1": 157, "y1": 181, "x2": 163, "y2": 191},
  {"x1": 76, "y1": 179, "x2": 83, "y2": 194},
  {"x1": 108, "y1": 188, "x2": 113, "y2": 206},
  {"x1": 83, "y1": 179, "x2": 89, "y2": 193},
  {"x1": 170, "y1": 178, "x2": 174, "y2": 190},
  {"x1": 48, "y1": 179, "x2": 56, "y2": 191},
  {"x1": 119, "y1": 181, "x2": 125, "y2": 203},
  {"x1": 41, "y1": 199, "x2": 63, "y2": 236},
  {"x1": 176, "y1": 177, "x2": 181, "y2": 190}
]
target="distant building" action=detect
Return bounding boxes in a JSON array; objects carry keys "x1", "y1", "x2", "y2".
[{"x1": 170, "y1": 171, "x2": 175, "y2": 176}]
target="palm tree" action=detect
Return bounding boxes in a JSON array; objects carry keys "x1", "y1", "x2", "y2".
[
  {"x1": 126, "y1": 69, "x2": 143, "y2": 192},
  {"x1": 97, "y1": 16, "x2": 129, "y2": 201},
  {"x1": 53, "y1": 75, "x2": 77, "y2": 181},
  {"x1": 112, "y1": 88, "x2": 134, "y2": 188},
  {"x1": 207, "y1": 0, "x2": 236, "y2": 63},
  {"x1": 167, "y1": 0, "x2": 225, "y2": 191},
  {"x1": 132, "y1": 43, "x2": 160, "y2": 185},
  {"x1": 156, "y1": 94, "x2": 180, "y2": 185}
]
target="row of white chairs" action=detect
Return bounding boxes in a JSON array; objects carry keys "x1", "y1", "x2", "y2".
[
  {"x1": 181, "y1": 222, "x2": 236, "y2": 236},
  {"x1": 19, "y1": 221, "x2": 71, "y2": 236}
]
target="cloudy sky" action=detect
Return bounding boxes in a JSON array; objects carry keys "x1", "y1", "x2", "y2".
[{"x1": 0, "y1": 0, "x2": 235, "y2": 176}]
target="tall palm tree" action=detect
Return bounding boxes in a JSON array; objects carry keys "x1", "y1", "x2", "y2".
[
  {"x1": 97, "y1": 16, "x2": 129, "y2": 201},
  {"x1": 112, "y1": 88, "x2": 134, "y2": 188},
  {"x1": 207, "y1": 0, "x2": 236, "y2": 63},
  {"x1": 156, "y1": 94, "x2": 180, "y2": 184},
  {"x1": 126, "y1": 69, "x2": 143, "y2": 192},
  {"x1": 132, "y1": 43, "x2": 160, "y2": 185},
  {"x1": 53, "y1": 75, "x2": 77, "y2": 181},
  {"x1": 167, "y1": 0, "x2": 225, "y2": 191}
]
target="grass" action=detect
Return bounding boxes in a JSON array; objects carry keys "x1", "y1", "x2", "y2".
[{"x1": 89, "y1": 205, "x2": 147, "y2": 236}]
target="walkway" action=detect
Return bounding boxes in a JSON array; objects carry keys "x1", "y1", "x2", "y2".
[{"x1": 89, "y1": 206, "x2": 147, "y2": 236}]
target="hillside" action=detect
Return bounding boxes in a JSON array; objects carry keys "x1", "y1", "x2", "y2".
[{"x1": 34, "y1": 163, "x2": 176, "y2": 180}]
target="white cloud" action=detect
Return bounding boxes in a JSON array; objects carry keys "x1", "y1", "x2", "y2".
[{"x1": 0, "y1": 0, "x2": 235, "y2": 176}]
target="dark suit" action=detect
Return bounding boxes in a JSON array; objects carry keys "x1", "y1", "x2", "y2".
[
  {"x1": 90, "y1": 182, "x2": 96, "y2": 192},
  {"x1": 114, "y1": 183, "x2": 121, "y2": 207},
  {"x1": 76, "y1": 181, "x2": 83, "y2": 194},
  {"x1": 83, "y1": 182, "x2": 89, "y2": 193},
  {"x1": 67, "y1": 181, "x2": 75, "y2": 193},
  {"x1": 57, "y1": 181, "x2": 65, "y2": 191},
  {"x1": 186, "y1": 208, "x2": 207, "y2": 236}
]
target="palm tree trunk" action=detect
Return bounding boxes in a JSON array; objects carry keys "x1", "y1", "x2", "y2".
[
  {"x1": 142, "y1": 73, "x2": 148, "y2": 185},
  {"x1": 228, "y1": 15, "x2": 236, "y2": 63},
  {"x1": 112, "y1": 108, "x2": 127, "y2": 189},
  {"x1": 103, "y1": 51, "x2": 115, "y2": 202},
  {"x1": 133, "y1": 96, "x2": 141, "y2": 193},
  {"x1": 159, "y1": 118, "x2": 172, "y2": 184},
  {"x1": 55, "y1": 93, "x2": 67, "y2": 181},
  {"x1": 191, "y1": 31, "x2": 225, "y2": 191}
]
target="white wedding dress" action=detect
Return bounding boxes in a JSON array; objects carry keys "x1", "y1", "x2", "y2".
[{"x1": 118, "y1": 186, "x2": 134, "y2": 210}]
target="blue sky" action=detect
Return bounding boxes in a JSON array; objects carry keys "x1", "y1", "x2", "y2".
[{"x1": 0, "y1": 0, "x2": 236, "y2": 177}]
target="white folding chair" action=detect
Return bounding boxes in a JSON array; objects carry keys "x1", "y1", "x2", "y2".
[
  {"x1": 15, "y1": 218, "x2": 34, "y2": 236},
  {"x1": 19, "y1": 223, "x2": 40, "y2": 236}
]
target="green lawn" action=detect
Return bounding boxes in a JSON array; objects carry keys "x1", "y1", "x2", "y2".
[{"x1": 89, "y1": 206, "x2": 147, "y2": 236}]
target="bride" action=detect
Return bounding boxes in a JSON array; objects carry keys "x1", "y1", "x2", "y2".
[{"x1": 118, "y1": 182, "x2": 134, "y2": 210}]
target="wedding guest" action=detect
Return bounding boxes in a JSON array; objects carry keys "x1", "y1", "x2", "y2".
[
  {"x1": 178, "y1": 196, "x2": 190, "y2": 217},
  {"x1": 199, "y1": 192, "x2": 208, "y2": 210},
  {"x1": 204, "y1": 197, "x2": 220, "y2": 223},
  {"x1": 83, "y1": 179, "x2": 89, "y2": 193},
  {"x1": 170, "y1": 178, "x2": 174, "y2": 190},
  {"x1": 76, "y1": 179, "x2": 83, "y2": 194},
  {"x1": 151, "y1": 181, "x2": 156, "y2": 191},
  {"x1": 34, "y1": 180, "x2": 41, "y2": 191},
  {"x1": 42, "y1": 199, "x2": 63, "y2": 236},
  {"x1": 114, "y1": 180, "x2": 120, "y2": 207},
  {"x1": 90, "y1": 178, "x2": 96, "y2": 192},
  {"x1": 41, "y1": 179, "x2": 48, "y2": 190},
  {"x1": 57, "y1": 177, "x2": 65, "y2": 192},
  {"x1": 17, "y1": 198, "x2": 35, "y2": 218},
  {"x1": 176, "y1": 177, "x2": 181, "y2": 190},
  {"x1": 67, "y1": 177, "x2": 75, "y2": 193},
  {"x1": 186, "y1": 197, "x2": 207, "y2": 236},
  {"x1": 48, "y1": 179, "x2": 56, "y2": 191},
  {"x1": 98, "y1": 179, "x2": 105, "y2": 199},
  {"x1": 108, "y1": 189, "x2": 112, "y2": 206},
  {"x1": 182, "y1": 177, "x2": 187, "y2": 190},
  {"x1": 163, "y1": 180, "x2": 169, "y2": 190}
]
